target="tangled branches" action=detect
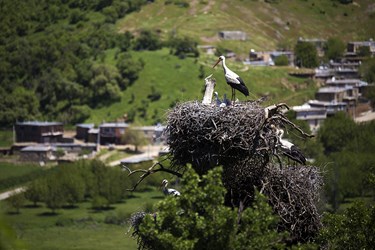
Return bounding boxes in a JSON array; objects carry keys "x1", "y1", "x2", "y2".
[{"x1": 165, "y1": 100, "x2": 322, "y2": 242}]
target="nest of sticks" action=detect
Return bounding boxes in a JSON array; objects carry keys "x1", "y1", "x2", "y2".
[{"x1": 165, "y1": 100, "x2": 323, "y2": 242}]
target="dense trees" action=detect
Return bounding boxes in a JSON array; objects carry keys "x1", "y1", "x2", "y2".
[
  {"x1": 317, "y1": 112, "x2": 375, "y2": 210},
  {"x1": 324, "y1": 37, "x2": 345, "y2": 62},
  {"x1": 23, "y1": 160, "x2": 130, "y2": 213},
  {"x1": 135, "y1": 167, "x2": 290, "y2": 250},
  {"x1": 294, "y1": 41, "x2": 319, "y2": 68},
  {"x1": 0, "y1": 0, "x2": 148, "y2": 127},
  {"x1": 319, "y1": 202, "x2": 375, "y2": 249}
]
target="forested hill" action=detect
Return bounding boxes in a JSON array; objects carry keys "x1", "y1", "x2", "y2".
[{"x1": 0, "y1": 0, "x2": 374, "y2": 127}]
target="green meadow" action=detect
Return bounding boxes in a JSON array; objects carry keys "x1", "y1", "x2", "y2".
[{"x1": 1, "y1": 190, "x2": 163, "y2": 250}]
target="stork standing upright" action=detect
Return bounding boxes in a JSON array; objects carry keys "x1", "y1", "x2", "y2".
[
  {"x1": 272, "y1": 125, "x2": 306, "y2": 165},
  {"x1": 160, "y1": 179, "x2": 180, "y2": 196},
  {"x1": 213, "y1": 55, "x2": 249, "y2": 102}
]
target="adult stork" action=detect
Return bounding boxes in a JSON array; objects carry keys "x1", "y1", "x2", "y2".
[
  {"x1": 213, "y1": 55, "x2": 249, "y2": 102},
  {"x1": 160, "y1": 179, "x2": 180, "y2": 196},
  {"x1": 272, "y1": 125, "x2": 306, "y2": 165}
]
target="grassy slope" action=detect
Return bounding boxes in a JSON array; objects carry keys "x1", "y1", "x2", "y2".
[
  {"x1": 0, "y1": 163, "x2": 40, "y2": 182},
  {"x1": 86, "y1": 48, "x2": 317, "y2": 125},
  {"x1": 1, "y1": 191, "x2": 163, "y2": 250},
  {"x1": 117, "y1": 0, "x2": 375, "y2": 53},
  {"x1": 85, "y1": 0, "x2": 375, "y2": 125}
]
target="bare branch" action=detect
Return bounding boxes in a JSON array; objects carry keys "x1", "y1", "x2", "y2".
[{"x1": 125, "y1": 161, "x2": 183, "y2": 192}]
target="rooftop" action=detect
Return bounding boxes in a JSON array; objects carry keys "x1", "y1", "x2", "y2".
[{"x1": 16, "y1": 121, "x2": 63, "y2": 126}]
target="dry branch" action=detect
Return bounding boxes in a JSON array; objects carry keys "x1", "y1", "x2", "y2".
[{"x1": 164, "y1": 100, "x2": 322, "y2": 242}]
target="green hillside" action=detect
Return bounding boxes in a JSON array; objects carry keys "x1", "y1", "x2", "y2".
[
  {"x1": 118, "y1": 0, "x2": 375, "y2": 54},
  {"x1": 0, "y1": 0, "x2": 373, "y2": 127},
  {"x1": 86, "y1": 48, "x2": 317, "y2": 125}
]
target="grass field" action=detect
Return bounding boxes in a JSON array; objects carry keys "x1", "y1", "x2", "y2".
[
  {"x1": 0, "y1": 163, "x2": 41, "y2": 182},
  {"x1": 1, "y1": 190, "x2": 163, "y2": 250}
]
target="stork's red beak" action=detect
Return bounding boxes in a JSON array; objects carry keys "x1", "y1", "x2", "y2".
[{"x1": 212, "y1": 58, "x2": 222, "y2": 68}]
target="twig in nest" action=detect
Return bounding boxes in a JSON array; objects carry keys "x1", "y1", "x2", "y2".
[{"x1": 123, "y1": 160, "x2": 183, "y2": 192}]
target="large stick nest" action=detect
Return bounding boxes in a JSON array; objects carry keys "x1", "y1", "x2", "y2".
[{"x1": 165, "y1": 100, "x2": 323, "y2": 242}]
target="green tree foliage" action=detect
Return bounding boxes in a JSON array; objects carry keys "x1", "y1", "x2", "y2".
[
  {"x1": 116, "y1": 52, "x2": 144, "y2": 89},
  {"x1": 121, "y1": 128, "x2": 148, "y2": 152},
  {"x1": 168, "y1": 36, "x2": 199, "y2": 58},
  {"x1": 317, "y1": 112, "x2": 356, "y2": 154},
  {"x1": 25, "y1": 179, "x2": 47, "y2": 207},
  {"x1": 360, "y1": 57, "x2": 375, "y2": 84},
  {"x1": 324, "y1": 37, "x2": 345, "y2": 61},
  {"x1": 0, "y1": 0, "x2": 148, "y2": 127},
  {"x1": 6, "y1": 192, "x2": 26, "y2": 214},
  {"x1": 274, "y1": 55, "x2": 289, "y2": 66},
  {"x1": 0, "y1": 87, "x2": 40, "y2": 127},
  {"x1": 294, "y1": 42, "x2": 319, "y2": 68},
  {"x1": 135, "y1": 167, "x2": 289, "y2": 250},
  {"x1": 317, "y1": 113, "x2": 375, "y2": 210},
  {"x1": 319, "y1": 202, "x2": 375, "y2": 249},
  {"x1": 134, "y1": 30, "x2": 162, "y2": 51}
]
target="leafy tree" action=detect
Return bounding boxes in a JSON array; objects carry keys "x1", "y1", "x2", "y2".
[
  {"x1": 317, "y1": 112, "x2": 356, "y2": 154},
  {"x1": 274, "y1": 55, "x2": 289, "y2": 66},
  {"x1": 358, "y1": 46, "x2": 371, "y2": 58},
  {"x1": 319, "y1": 202, "x2": 375, "y2": 249},
  {"x1": 6, "y1": 192, "x2": 26, "y2": 214},
  {"x1": 294, "y1": 41, "x2": 319, "y2": 68},
  {"x1": 135, "y1": 167, "x2": 289, "y2": 250},
  {"x1": 116, "y1": 52, "x2": 144, "y2": 89},
  {"x1": 25, "y1": 179, "x2": 47, "y2": 207},
  {"x1": 43, "y1": 176, "x2": 66, "y2": 213},
  {"x1": 134, "y1": 30, "x2": 162, "y2": 51},
  {"x1": 324, "y1": 37, "x2": 345, "y2": 61},
  {"x1": 121, "y1": 128, "x2": 148, "y2": 152},
  {"x1": 59, "y1": 165, "x2": 85, "y2": 206},
  {"x1": 360, "y1": 57, "x2": 375, "y2": 84},
  {"x1": 169, "y1": 36, "x2": 199, "y2": 58}
]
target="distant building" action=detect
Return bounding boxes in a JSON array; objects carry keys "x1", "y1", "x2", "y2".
[
  {"x1": 248, "y1": 50, "x2": 294, "y2": 66},
  {"x1": 19, "y1": 145, "x2": 56, "y2": 162},
  {"x1": 347, "y1": 39, "x2": 375, "y2": 55},
  {"x1": 134, "y1": 124, "x2": 167, "y2": 144},
  {"x1": 99, "y1": 122, "x2": 129, "y2": 145},
  {"x1": 15, "y1": 121, "x2": 63, "y2": 143},
  {"x1": 76, "y1": 124, "x2": 95, "y2": 142},
  {"x1": 218, "y1": 31, "x2": 247, "y2": 41},
  {"x1": 292, "y1": 104, "x2": 327, "y2": 134}
]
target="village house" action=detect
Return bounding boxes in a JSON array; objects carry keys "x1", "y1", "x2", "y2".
[
  {"x1": 247, "y1": 50, "x2": 294, "y2": 66},
  {"x1": 76, "y1": 123, "x2": 95, "y2": 142},
  {"x1": 15, "y1": 121, "x2": 64, "y2": 143},
  {"x1": 19, "y1": 145, "x2": 56, "y2": 162},
  {"x1": 347, "y1": 39, "x2": 375, "y2": 55},
  {"x1": 292, "y1": 104, "x2": 327, "y2": 134},
  {"x1": 99, "y1": 122, "x2": 129, "y2": 145}
]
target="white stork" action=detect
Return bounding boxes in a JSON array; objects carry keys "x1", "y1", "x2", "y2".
[
  {"x1": 273, "y1": 126, "x2": 306, "y2": 165},
  {"x1": 213, "y1": 55, "x2": 249, "y2": 102},
  {"x1": 160, "y1": 179, "x2": 180, "y2": 196}
]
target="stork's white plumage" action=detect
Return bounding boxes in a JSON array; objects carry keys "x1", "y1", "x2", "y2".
[
  {"x1": 273, "y1": 126, "x2": 306, "y2": 165},
  {"x1": 213, "y1": 55, "x2": 249, "y2": 102},
  {"x1": 161, "y1": 179, "x2": 180, "y2": 196}
]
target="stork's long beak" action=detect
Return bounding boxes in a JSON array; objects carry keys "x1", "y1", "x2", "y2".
[{"x1": 212, "y1": 58, "x2": 222, "y2": 68}]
